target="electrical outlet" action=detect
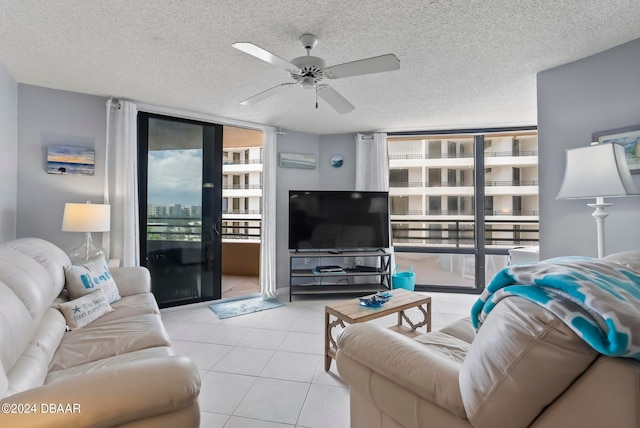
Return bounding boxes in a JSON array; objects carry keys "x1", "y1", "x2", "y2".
[
  {"x1": 304, "y1": 257, "x2": 310, "y2": 265},
  {"x1": 343, "y1": 257, "x2": 350, "y2": 265},
  {"x1": 355, "y1": 257, "x2": 363, "y2": 266}
]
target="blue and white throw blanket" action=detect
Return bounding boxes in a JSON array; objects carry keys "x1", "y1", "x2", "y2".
[{"x1": 471, "y1": 256, "x2": 640, "y2": 360}]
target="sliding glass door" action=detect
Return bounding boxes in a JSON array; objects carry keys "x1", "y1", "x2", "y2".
[{"x1": 138, "y1": 113, "x2": 223, "y2": 307}]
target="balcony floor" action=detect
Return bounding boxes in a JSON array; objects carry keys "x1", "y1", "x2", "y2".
[{"x1": 222, "y1": 275, "x2": 260, "y2": 299}]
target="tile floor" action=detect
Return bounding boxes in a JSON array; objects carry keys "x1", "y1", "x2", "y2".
[{"x1": 160, "y1": 291, "x2": 478, "y2": 428}]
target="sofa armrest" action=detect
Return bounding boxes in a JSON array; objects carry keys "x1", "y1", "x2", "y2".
[
  {"x1": 336, "y1": 323, "x2": 466, "y2": 418},
  {"x1": 110, "y1": 266, "x2": 151, "y2": 296},
  {"x1": 0, "y1": 356, "x2": 200, "y2": 428}
]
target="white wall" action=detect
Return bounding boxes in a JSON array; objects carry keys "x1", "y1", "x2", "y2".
[
  {"x1": 0, "y1": 64, "x2": 18, "y2": 242},
  {"x1": 538, "y1": 37, "x2": 640, "y2": 258},
  {"x1": 17, "y1": 85, "x2": 107, "y2": 251}
]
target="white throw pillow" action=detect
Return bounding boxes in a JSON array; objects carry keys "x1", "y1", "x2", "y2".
[
  {"x1": 58, "y1": 288, "x2": 114, "y2": 330},
  {"x1": 64, "y1": 255, "x2": 121, "y2": 303},
  {"x1": 603, "y1": 250, "x2": 640, "y2": 272}
]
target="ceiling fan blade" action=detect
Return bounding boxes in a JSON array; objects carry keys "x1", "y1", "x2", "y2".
[
  {"x1": 232, "y1": 42, "x2": 300, "y2": 71},
  {"x1": 324, "y1": 54, "x2": 400, "y2": 79},
  {"x1": 240, "y1": 83, "x2": 296, "y2": 105},
  {"x1": 318, "y1": 85, "x2": 355, "y2": 114}
]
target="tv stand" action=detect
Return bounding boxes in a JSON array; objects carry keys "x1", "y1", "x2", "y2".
[{"x1": 289, "y1": 250, "x2": 392, "y2": 301}]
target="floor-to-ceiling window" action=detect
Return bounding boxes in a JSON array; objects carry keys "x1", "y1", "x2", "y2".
[{"x1": 388, "y1": 128, "x2": 538, "y2": 292}]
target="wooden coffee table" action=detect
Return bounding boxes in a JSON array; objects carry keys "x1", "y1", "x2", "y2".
[{"x1": 324, "y1": 288, "x2": 431, "y2": 371}]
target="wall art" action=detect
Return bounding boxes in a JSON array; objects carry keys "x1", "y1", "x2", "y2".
[
  {"x1": 592, "y1": 124, "x2": 640, "y2": 174},
  {"x1": 279, "y1": 152, "x2": 316, "y2": 169},
  {"x1": 47, "y1": 145, "x2": 95, "y2": 176}
]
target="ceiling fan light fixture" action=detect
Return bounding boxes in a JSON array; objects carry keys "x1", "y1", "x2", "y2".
[{"x1": 300, "y1": 76, "x2": 316, "y2": 89}]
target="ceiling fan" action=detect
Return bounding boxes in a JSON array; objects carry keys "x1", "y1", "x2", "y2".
[{"x1": 232, "y1": 34, "x2": 400, "y2": 114}]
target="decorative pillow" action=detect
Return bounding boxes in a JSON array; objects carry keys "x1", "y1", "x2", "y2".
[
  {"x1": 58, "y1": 288, "x2": 113, "y2": 330},
  {"x1": 603, "y1": 250, "x2": 640, "y2": 272},
  {"x1": 64, "y1": 255, "x2": 121, "y2": 303}
]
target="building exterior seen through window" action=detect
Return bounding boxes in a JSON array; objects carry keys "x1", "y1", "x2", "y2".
[
  {"x1": 147, "y1": 126, "x2": 263, "y2": 243},
  {"x1": 388, "y1": 131, "x2": 539, "y2": 288}
]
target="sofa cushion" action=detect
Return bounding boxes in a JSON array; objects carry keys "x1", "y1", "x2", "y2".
[
  {"x1": 4, "y1": 308, "x2": 66, "y2": 398},
  {"x1": 459, "y1": 296, "x2": 598, "y2": 428},
  {"x1": 0, "y1": 281, "x2": 36, "y2": 377},
  {"x1": 95, "y1": 292, "x2": 160, "y2": 324},
  {"x1": 0, "y1": 247, "x2": 58, "y2": 321},
  {"x1": 0, "y1": 237, "x2": 70, "y2": 294},
  {"x1": 64, "y1": 255, "x2": 121, "y2": 303},
  {"x1": 45, "y1": 346, "x2": 174, "y2": 385},
  {"x1": 58, "y1": 289, "x2": 114, "y2": 330},
  {"x1": 439, "y1": 316, "x2": 476, "y2": 344},
  {"x1": 49, "y1": 313, "x2": 171, "y2": 371},
  {"x1": 110, "y1": 266, "x2": 151, "y2": 297},
  {"x1": 0, "y1": 360, "x2": 6, "y2": 398},
  {"x1": 415, "y1": 331, "x2": 471, "y2": 364}
]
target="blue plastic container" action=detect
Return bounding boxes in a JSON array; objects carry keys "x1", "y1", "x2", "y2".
[{"x1": 392, "y1": 265, "x2": 415, "y2": 291}]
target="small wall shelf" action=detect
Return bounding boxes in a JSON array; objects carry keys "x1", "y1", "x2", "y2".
[{"x1": 289, "y1": 250, "x2": 392, "y2": 301}]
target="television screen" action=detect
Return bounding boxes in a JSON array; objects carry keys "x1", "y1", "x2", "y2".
[{"x1": 289, "y1": 190, "x2": 390, "y2": 251}]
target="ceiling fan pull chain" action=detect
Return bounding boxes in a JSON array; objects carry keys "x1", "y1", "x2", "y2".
[{"x1": 315, "y1": 86, "x2": 319, "y2": 109}]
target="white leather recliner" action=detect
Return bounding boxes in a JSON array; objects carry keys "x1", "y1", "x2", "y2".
[{"x1": 337, "y1": 296, "x2": 640, "y2": 428}]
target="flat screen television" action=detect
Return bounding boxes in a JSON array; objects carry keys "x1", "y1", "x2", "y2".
[{"x1": 289, "y1": 190, "x2": 390, "y2": 251}]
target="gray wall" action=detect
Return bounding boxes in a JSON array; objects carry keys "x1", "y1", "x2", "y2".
[
  {"x1": 0, "y1": 64, "x2": 18, "y2": 242},
  {"x1": 275, "y1": 131, "x2": 358, "y2": 289},
  {"x1": 538, "y1": 38, "x2": 640, "y2": 259},
  {"x1": 17, "y1": 85, "x2": 107, "y2": 251}
]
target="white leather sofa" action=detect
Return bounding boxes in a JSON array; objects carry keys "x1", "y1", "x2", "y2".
[
  {"x1": 337, "y1": 281, "x2": 640, "y2": 427},
  {"x1": 0, "y1": 238, "x2": 201, "y2": 427}
]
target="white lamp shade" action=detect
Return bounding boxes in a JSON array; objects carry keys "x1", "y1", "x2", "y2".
[
  {"x1": 62, "y1": 203, "x2": 111, "y2": 232},
  {"x1": 557, "y1": 143, "x2": 638, "y2": 199}
]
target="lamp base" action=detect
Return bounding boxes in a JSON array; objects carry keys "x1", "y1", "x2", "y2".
[
  {"x1": 67, "y1": 232, "x2": 105, "y2": 265},
  {"x1": 587, "y1": 197, "x2": 611, "y2": 259}
]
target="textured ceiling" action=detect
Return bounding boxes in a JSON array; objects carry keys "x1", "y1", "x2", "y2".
[{"x1": 1, "y1": 0, "x2": 639, "y2": 135}]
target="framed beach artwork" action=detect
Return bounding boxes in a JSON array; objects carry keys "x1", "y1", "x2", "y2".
[
  {"x1": 592, "y1": 124, "x2": 640, "y2": 174},
  {"x1": 47, "y1": 145, "x2": 95, "y2": 176},
  {"x1": 279, "y1": 152, "x2": 317, "y2": 169}
]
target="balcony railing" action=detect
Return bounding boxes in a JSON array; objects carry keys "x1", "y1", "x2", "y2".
[
  {"x1": 223, "y1": 158, "x2": 263, "y2": 165},
  {"x1": 222, "y1": 184, "x2": 262, "y2": 190},
  {"x1": 426, "y1": 152, "x2": 473, "y2": 159},
  {"x1": 222, "y1": 209, "x2": 262, "y2": 215},
  {"x1": 391, "y1": 218, "x2": 539, "y2": 247},
  {"x1": 485, "y1": 150, "x2": 538, "y2": 157},
  {"x1": 147, "y1": 216, "x2": 262, "y2": 241},
  {"x1": 485, "y1": 180, "x2": 538, "y2": 186},
  {"x1": 388, "y1": 153, "x2": 423, "y2": 160},
  {"x1": 391, "y1": 210, "x2": 539, "y2": 216},
  {"x1": 389, "y1": 150, "x2": 538, "y2": 160},
  {"x1": 390, "y1": 180, "x2": 538, "y2": 188},
  {"x1": 389, "y1": 181, "x2": 423, "y2": 187}
]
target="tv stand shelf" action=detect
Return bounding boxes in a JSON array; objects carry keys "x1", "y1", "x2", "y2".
[{"x1": 289, "y1": 251, "x2": 392, "y2": 301}]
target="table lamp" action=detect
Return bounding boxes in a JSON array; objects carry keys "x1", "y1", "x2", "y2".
[
  {"x1": 62, "y1": 201, "x2": 111, "y2": 264},
  {"x1": 556, "y1": 142, "x2": 638, "y2": 258}
]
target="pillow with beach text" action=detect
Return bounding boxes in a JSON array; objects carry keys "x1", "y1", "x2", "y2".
[
  {"x1": 64, "y1": 255, "x2": 121, "y2": 303},
  {"x1": 58, "y1": 288, "x2": 113, "y2": 330}
]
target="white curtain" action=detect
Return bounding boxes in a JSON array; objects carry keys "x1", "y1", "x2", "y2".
[
  {"x1": 355, "y1": 132, "x2": 389, "y2": 192},
  {"x1": 260, "y1": 127, "x2": 277, "y2": 300},
  {"x1": 104, "y1": 99, "x2": 139, "y2": 267},
  {"x1": 355, "y1": 132, "x2": 395, "y2": 272}
]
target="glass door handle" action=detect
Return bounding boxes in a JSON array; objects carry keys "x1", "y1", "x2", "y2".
[{"x1": 213, "y1": 217, "x2": 221, "y2": 236}]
